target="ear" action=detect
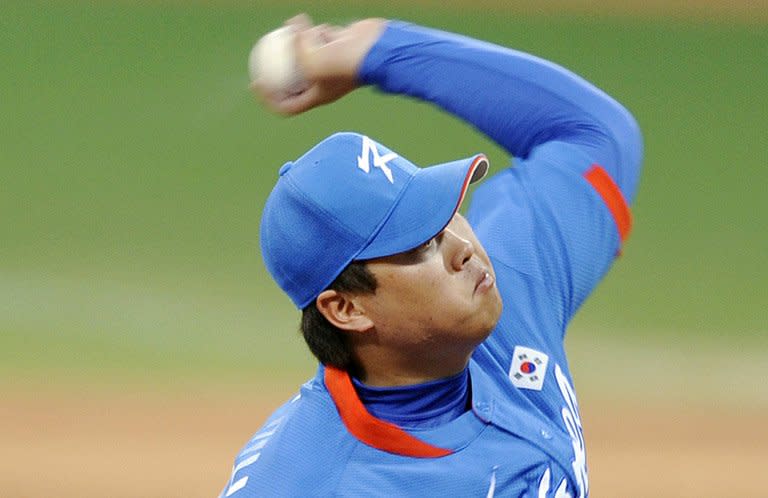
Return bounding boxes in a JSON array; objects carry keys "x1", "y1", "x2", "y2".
[{"x1": 315, "y1": 289, "x2": 374, "y2": 333}]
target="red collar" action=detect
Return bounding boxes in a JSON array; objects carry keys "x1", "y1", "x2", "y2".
[{"x1": 324, "y1": 366, "x2": 453, "y2": 458}]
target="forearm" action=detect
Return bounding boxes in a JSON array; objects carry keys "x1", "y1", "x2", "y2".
[{"x1": 359, "y1": 21, "x2": 643, "y2": 203}]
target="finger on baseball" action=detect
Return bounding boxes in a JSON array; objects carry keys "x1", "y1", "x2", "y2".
[
  {"x1": 285, "y1": 13, "x2": 312, "y2": 32},
  {"x1": 293, "y1": 25, "x2": 327, "y2": 78},
  {"x1": 250, "y1": 81, "x2": 292, "y2": 115},
  {"x1": 270, "y1": 85, "x2": 323, "y2": 116},
  {"x1": 249, "y1": 79, "x2": 273, "y2": 106},
  {"x1": 249, "y1": 78, "x2": 317, "y2": 116}
]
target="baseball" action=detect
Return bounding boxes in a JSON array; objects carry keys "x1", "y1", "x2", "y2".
[{"x1": 248, "y1": 26, "x2": 308, "y2": 96}]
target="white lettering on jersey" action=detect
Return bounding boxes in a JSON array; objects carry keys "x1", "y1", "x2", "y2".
[
  {"x1": 538, "y1": 467, "x2": 572, "y2": 498},
  {"x1": 486, "y1": 465, "x2": 498, "y2": 498},
  {"x1": 357, "y1": 135, "x2": 396, "y2": 184},
  {"x1": 555, "y1": 478, "x2": 572, "y2": 498},
  {"x1": 555, "y1": 365, "x2": 588, "y2": 498},
  {"x1": 537, "y1": 468, "x2": 551, "y2": 497},
  {"x1": 223, "y1": 415, "x2": 285, "y2": 497}
]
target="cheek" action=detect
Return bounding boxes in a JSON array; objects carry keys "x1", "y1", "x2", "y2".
[{"x1": 377, "y1": 270, "x2": 446, "y2": 320}]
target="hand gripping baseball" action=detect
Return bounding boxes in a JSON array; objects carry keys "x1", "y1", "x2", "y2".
[{"x1": 251, "y1": 14, "x2": 386, "y2": 116}]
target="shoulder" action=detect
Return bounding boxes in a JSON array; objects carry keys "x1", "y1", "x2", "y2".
[{"x1": 220, "y1": 379, "x2": 358, "y2": 497}]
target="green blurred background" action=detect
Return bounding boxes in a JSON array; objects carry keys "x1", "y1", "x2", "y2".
[{"x1": 1, "y1": 0, "x2": 766, "y2": 404}]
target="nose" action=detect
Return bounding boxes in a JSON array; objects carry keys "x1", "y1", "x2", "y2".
[{"x1": 445, "y1": 228, "x2": 474, "y2": 271}]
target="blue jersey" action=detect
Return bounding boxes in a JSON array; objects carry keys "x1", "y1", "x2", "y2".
[{"x1": 223, "y1": 21, "x2": 642, "y2": 497}]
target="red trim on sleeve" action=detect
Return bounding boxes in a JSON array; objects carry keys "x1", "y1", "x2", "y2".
[
  {"x1": 583, "y1": 165, "x2": 632, "y2": 243},
  {"x1": 324, "y1": 366, "x2": 453, "y2": 458}
]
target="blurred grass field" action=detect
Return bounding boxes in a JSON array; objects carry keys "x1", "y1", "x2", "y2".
[
  {"x1": 2, "y1": 1, "x2": 766, "y2": 390},
  {"x1": 2, "y1": 2, "x2": 767, "y2": 497}
]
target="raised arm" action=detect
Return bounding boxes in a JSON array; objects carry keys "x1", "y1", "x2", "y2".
[
  {"x1": 358, "y1": 21, "x2": 643, "y2": 204},
  {"x1": 254, "y1": 15, "x2": 641, "y2": 204}
]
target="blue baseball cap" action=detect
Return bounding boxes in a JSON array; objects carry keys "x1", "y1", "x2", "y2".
[{"x1": 260, "y1": 132, "x2": 489, "y2": 309}]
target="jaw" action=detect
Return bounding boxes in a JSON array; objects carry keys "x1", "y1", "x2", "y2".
[
  {"x1": 352, "y1": 343, "x2": 475, "y2": 387},
  {"x1": 348, "y1": 280, "x2": 503, "y2": 386},
  {"x1": 351, "y1": 312, "x2": 500, "y2": 387}
]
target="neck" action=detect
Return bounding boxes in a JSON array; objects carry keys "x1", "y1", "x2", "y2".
[
  {"x1": 353, "y1": 346, "x2": 473, "y2": 387},
  {"x1": 351, "y1": 368, "x2": 471, "y2": 429}
]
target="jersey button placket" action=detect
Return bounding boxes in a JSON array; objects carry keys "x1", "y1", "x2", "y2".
[{"x1": 473, "y1": 400, "x2": 493, "y2": 422}]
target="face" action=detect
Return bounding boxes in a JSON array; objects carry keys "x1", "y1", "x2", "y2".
[{"x1": 356, "y1": 213, "x2": 503, "y2": 356}]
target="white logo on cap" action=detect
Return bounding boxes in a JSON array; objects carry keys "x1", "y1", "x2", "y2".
[{"x1": 358, "y1": 136, "x2": 396, "y2": 184}]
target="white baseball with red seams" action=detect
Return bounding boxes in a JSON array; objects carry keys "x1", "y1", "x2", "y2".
[{"x1": 248, "y1": 26, "x2": 308, "y2": 96}]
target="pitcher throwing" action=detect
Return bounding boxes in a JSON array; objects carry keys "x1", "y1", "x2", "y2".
[{"x1": 222, "y1": 14, "x2": 643, "y2": 497}]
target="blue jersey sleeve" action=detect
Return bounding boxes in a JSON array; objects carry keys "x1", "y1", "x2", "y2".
[{"x1": 360, "y1": 21, "x2": 643, "y2": 333}]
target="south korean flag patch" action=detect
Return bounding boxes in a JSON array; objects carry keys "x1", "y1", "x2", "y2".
[{"x1": 509, "y1": 346, "x2": 549, "y2": 391}]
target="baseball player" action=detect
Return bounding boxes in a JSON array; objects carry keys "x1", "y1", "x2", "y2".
[{"x1": 222, "y1": 14, "x2": 642, "y2": 497}]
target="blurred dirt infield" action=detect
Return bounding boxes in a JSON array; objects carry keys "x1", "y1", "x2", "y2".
[
  {"x1": 4, "y1": 2, "x2": 767, "y2": 497},
  {"x1": 2, "y1": 382, "x2": 767, "y2": 498}
]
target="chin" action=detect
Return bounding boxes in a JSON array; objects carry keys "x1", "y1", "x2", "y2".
[
  {"x1": 474, "y1": 302, "x2": 502, "y2": 339},
  {"x1": 482, "y1": 294, "x2": 503, "y2": 332}
]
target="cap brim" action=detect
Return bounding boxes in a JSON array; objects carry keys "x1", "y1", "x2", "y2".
[{"x1": 356, "y1": 154, "x2": 489, "y2": 260}]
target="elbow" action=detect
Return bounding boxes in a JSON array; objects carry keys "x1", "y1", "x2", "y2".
[
  {"x1": 618, "y1": 109, "x2": 644, "y2": 205},
  {"x1": 599, "y1": 107, "x2": 643, "y2": 205}
]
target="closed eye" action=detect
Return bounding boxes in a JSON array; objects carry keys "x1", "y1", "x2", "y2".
[
  {"x1": 416, "y1": 237, "x2": 435, "y2": 252},
  {"x1": 390, "y1": 236, "x2": 438, "y2": 265}
]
